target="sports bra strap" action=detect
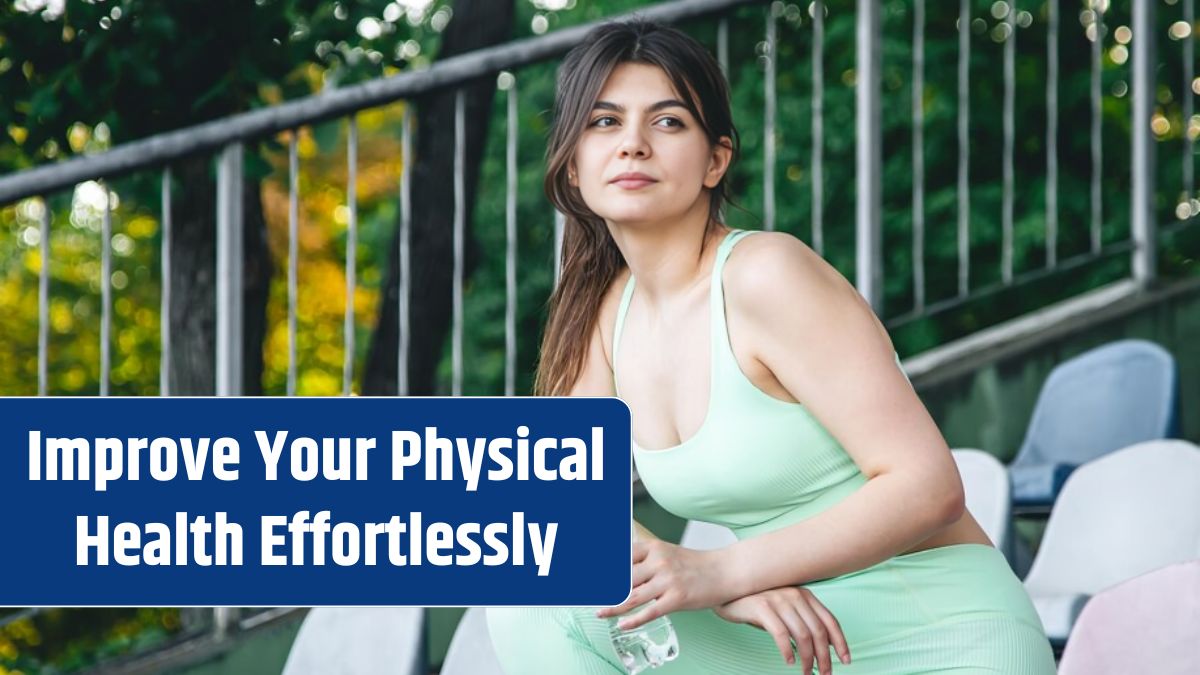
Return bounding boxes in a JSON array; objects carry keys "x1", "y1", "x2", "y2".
[{"x1": 611, "y1": 229, "x2": 754, "y2": 394}]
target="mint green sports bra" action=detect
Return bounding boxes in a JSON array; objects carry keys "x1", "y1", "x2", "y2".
[{"x1": 614, "y1": 229, "x2": 887, "y2": 540}]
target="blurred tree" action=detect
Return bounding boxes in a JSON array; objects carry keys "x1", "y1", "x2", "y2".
[
  {"x1": 0, "y1": 0, "x2": 451, "y2": 394},
  {"x1": 363, "y1": 0, "x2": 516, "y2": 394}
]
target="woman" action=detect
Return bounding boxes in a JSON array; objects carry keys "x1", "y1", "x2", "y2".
[{"x1": 487, "y1": 19, "x2": 1056, "y2": 675}]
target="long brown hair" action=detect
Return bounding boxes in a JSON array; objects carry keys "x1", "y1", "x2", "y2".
[{"x1": 533, "y1": 19, "x2": 741, "y2": 396}]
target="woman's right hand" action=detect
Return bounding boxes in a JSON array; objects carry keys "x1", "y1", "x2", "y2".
[{"x1": 712, "y1": 586, "x2": 850, "y2": 674}]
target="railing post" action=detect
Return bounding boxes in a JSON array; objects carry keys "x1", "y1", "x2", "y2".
[
  {"x1": 452, "y1": 91, "x2": 466, "y2": 397},
  {"x1": 213, "y1": 607, "x2": 240, "y2": 640},
  {"x1": 216, "y1": 143, "x2": 244, "y2": 396},
  {"x1": 1131, "y1": 0, "x2": 1157, "y2": 285},
  {"x1": 345, "y1": 116, "x2": 359, "y2": 396},
  {"x1": 100, "y1": 181, "x2": 112, "y2": 396},
  {"x1": 855, "y1": 0, "x2": 882, "y2": 312},
  {"x1": 38, "y1": 197, "x2": 50, "y2": 396},
  {"x1": 763, "y1": 1, "x2": 778, "y2": 232},
  {"x1": 161, "y1": 169, "x2": 173, "y2": 396}
]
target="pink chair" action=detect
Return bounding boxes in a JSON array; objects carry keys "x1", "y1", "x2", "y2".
[{"x1": 1057, "y1": 560, "x2": 1200, "y2": 674}]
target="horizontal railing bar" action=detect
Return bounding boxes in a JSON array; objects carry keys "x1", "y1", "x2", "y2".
[
  {"x1": 885, "y1": 238, "x2": 1136, "y2": 329},
  {"x1": 0, "y1": 0, "x2": 766, "y2": 205},
  {"x1": 1159, "y1": 216, "x2": 1199, "y2": 238},
  {"x1": 0, "y1": 607, "x2": 45, "y2": 628},
  {"x1": 237, "y1": 606, "x2": 303, "y2": 631}
]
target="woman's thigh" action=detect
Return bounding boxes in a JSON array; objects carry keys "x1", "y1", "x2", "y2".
[{"x1": 485, "y1": 605, "x2": 826, "y2": 675}]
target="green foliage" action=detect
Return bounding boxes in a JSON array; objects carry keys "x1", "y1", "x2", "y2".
[{"x1": 1, "y1": 0, "x2": 1199, "y2": 670}]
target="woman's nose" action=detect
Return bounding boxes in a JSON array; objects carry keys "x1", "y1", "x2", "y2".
[{"x1": 617, "y1": 127, "x2": 650, "y2": 159}]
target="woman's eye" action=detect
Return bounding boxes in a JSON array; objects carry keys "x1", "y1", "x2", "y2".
[{"x1": 588, "y1": 116, "x2": 682, "y2": 129}]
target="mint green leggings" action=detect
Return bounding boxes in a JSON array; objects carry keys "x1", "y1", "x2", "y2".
[{"x1": 486, "y1": 544, "x2": 1056, "y2": 674}]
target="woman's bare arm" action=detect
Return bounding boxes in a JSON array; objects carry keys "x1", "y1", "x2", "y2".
[{"x1": 710, "y1": 232, "x2": 964, "y2": 598}]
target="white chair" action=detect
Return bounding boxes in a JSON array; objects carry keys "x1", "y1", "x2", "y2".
[
  {"x1": 441, "y1": 607, "x2": 505, "y2": 675},
  {"x1": 1008, "y1": 339, "x2": 1179, "y2": 510},
  {"x1": 281, "y1": 607, "x2": 425, "y2": 675},
  {"x1": 1057, "y1": 559, "x2": 1200, "y2": 675},
  {"x1": 951, "y1": 449, "x2": 1013, "y2": 560},
  {"x1": 1022, "y1": 440, "x2": 1200, "y2": 643},
  {"x1": 680, "y1": 519, "x2": 738, "y2": 551}
]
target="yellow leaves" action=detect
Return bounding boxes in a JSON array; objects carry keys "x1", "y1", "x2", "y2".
[
  {"x1": 68, "y1": 122, "x2": 91, "y2": 153},
  {"x1": 135, "y1": 308, "x2": 156, "y2": 330},
  {"x1": 115, "y1": 353, "x2": 144, "y2": 380},
  {"x1": 125, "y1": 216, "x2": 157, "y2": 239},
  {"x1": 21, "y1": 250, "x2": 40, "y2": 275},
  {"x1": 356, "y1": 102, "x2": 403, "y2": 134},
  {"x1": 299, "y1": 369, "x2": 340, "y2": 395},
  {"x1": 297, "y1": 126, "x2": 319, "y2": 160},
  {"x1": 50, "y1": 299, "x2": 73, "y2": 334},
  {"x1": 258, "y1": 82, "x2": 284, "y2": 106},
  {"x1": 316, "y1": 343, "x2": 340, "y2": 367},
  {"x1": 1, "y1": 616, "x2": 40, "y2": 648},
  {"x1": 353, "y1": 284, "x2": 374, "y2": 317},
  {"x1": 63, "y1": 367, "x2": 87, "y2": 391},
  {"x1": 117, "y1": 327, "x2": 138, "y2": 352},
  {"x1": 0, "y1": 103, "x2": 409, "y2": 397}
]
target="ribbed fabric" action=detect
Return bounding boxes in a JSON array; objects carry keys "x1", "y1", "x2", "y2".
[
  {"x1": 487, "y1": 230, "x2": 1056, "y2": 673},
  {"x1": 620, "y1": 230, "x2": 869, "y2": 537}
]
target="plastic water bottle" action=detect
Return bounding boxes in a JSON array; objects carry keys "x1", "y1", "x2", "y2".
[{"x1": 608, "y1": 524, "x2": 680, "y2": 673}]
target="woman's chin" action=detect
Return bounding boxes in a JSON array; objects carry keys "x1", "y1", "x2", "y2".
[{"x1": 595, "y1": 208, "x2": 679, "y2": 226}]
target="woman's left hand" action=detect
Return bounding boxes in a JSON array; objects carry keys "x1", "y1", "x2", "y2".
[{"x1": 594, "y1": 539, "x2": 733, "y2": 630}]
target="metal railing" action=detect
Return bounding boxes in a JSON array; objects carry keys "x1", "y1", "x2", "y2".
[
  {"x1": 2, "y1": 0, "x2": 1198, "y2": 668},
  {"x1": 4, "y1": 0, "x2": 1194, "y2": 398},
  {"x1": 0, "y1": 0, "x2": 775, "y2": 664}
]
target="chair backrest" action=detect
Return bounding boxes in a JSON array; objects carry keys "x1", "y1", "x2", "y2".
[
  {"x1": 680, "y1": 520, "x2": 738, "y2": 551},
  {"x1": 1057, "y1": 560, "x2": 1200, "y2": 675},
  {"x1": 951, "y1": 449, "x2": 1011, "y2": 553},
  {"x1": 1023, "y1": 440, "x2": 1200, "y2": 597},
  {"x1": 1012, "y1": 339, "x2": 1177, "y2": 469},
  {"x1": 441, "y1": 607, "x2": 505, "y2": 675},
  {"x1": 281, "y1": 607, "x2": 425, "y2": 675}
]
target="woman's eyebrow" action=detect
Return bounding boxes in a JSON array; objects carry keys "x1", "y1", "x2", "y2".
[{"x1": 591, "y1": 99, "x2": 690, "y2": 114}]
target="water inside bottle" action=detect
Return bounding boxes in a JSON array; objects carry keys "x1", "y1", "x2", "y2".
[
  {"x1": 612, "y1": 523, "x2": 680, "y2": 672},
  {"x1": 608, "y1": 602, "x2": 679, "y2": 674}
]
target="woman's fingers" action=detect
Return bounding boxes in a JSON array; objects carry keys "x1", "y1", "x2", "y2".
[
  {"x1": 772, "y1": 601, "x2": 815, "y2": 673},
  {"x1": 631, "y1": 540, "x2": 650, "y2": 563},
  {"x1": 596, "y1": 580, "x2": 647, "y2": 619},
  {"x1": 630, "y1": 561, "x2": 654, "y2": 588},
  {"x1": 804, "y1": 590, "x2": 851, "y2": 665},
  {"x1": 614, "y1": 592, "x2": 668, "y2": 631},
  {"x1": 758, "y1": 612, "x2": 798, "y2": 666},
  {"x1": 790, "y1": 599, "x2": 833, "y2": 675}
]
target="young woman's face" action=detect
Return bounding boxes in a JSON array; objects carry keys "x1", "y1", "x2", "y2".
[{"x1": 569, "y1": 62, "x2": 729, "y2": 227}]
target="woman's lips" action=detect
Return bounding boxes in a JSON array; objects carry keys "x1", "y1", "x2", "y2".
[{"x1": 610, "y1": 177, "x2": 658, "y2": 190}]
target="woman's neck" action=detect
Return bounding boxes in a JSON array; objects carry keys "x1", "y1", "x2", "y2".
[{"x1": 608, "y1": 204, "x2": 730, "y2": 308}]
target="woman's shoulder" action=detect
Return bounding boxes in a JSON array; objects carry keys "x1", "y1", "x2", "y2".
[
  {"x1": 723, "y1": 229, "x2": 892, "y2": 350},
  {"x1": 724, "y1": 230, "x2": 850, "y2": 307}
]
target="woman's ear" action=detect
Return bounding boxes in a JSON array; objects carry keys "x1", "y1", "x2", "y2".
[
  {"x1": 703, "y1": 136, "x2": 733, "y2": 189},
  {"x1": 567, "y1": 160, "x2": 579, "y2": 187}
]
